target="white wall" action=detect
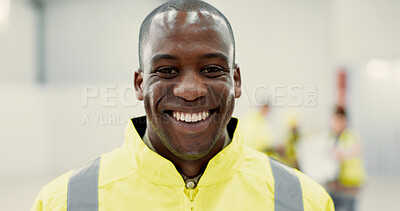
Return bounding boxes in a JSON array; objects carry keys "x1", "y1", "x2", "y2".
[
  {"x1": 331, "y1": 0, "x2": 400, "y2": 63},
  {"x1": 331, "y1": 0, "x2": 400, "y2": 176},
  {"x1": 0, "y1": 0, "x2": 37, "y2": 84},
  {"x1": 45, "y1": 84, "x2": 145, "y2": 175},
  {"x1": 44, "y1": 0, "x2": 161, "y2": 84},
  {"x1": 210, "y1": 0, "x2": 333, "y2": 140},
  {"x1": 0, "y1": 0, "x2": 48, "y2": 181}
]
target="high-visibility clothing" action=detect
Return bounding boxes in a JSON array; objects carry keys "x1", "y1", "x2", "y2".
[
  {"x1": 335, "y1": 129, "x2": 366, "y2": 187},
  {"x1": 284, "y1": 129, "x2": 300, "y2": 168},
  {"x1": 240, "y1": 110, "x2": 275, "y2": 152},
  {"x1": 32, "y1": 117, "x2": 334, "y2": 211}
]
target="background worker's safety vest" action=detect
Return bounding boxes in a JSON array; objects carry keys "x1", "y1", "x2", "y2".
[{"x1": 335, "y1": 129, "x2": 366, "y2": 187}]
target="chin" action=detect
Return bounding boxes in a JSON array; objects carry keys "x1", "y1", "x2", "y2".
[
  {"x1": 174, "y1": 150, "x2": 210, "y2": 161},
  {"x1": 164, "y1": 133, "x2": 219, "y2": 160}
]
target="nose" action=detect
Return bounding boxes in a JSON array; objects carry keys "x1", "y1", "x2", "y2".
[{"x1": 173, "y1": 70, "x2": 207, "y2": 101}]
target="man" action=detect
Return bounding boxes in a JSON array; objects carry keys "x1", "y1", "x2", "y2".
[
  {"x1": 327, "y1": 106, "x2": 365, "y2": 211},
  {"x1": 32, "y1": 0, "x2": 334, "y2": 210}
]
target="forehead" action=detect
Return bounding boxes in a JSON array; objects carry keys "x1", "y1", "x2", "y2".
[
  {"x1": 142, "y1": 9, "x2": 233, "y2": 66},
  {"x1": 150, "y1": 9, "x2": 229, "y2": 31}
]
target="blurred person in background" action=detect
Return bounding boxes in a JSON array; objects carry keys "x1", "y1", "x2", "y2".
[
  {"x1": 240, "y1": 100, "x2": 275, "y2": 153},
  {"x1": 240, "y1": 100, "x2": 288, "y2": 163},
  {"x1": 297, "y1": 106, "x2": 366, "y2": 211},
  {"x1": 32, "y1": 0, "x2": 334, "y2": 210},
  {"x1": 282, "y1": 118, "x2": 301, "y2": 169},
  {"x1": 327, "y1": 106, "x2": 366, "y2": 211}
]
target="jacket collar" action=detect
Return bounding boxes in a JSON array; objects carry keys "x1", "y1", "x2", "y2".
[{"x1": 123, "y1": 116, "x2": 244, "y2": 187}]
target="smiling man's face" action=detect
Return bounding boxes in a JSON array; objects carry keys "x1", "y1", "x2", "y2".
[{"x1": 135, "y1": 9, "x2": 241, "y2": 160}]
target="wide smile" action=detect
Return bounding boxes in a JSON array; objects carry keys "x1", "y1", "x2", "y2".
[
  {"x1": 172, "y1": 110, "x2": 210, "y2": 122},
  {"x1": 165, "y1": 109, "x2": 218, "y2": 133}
]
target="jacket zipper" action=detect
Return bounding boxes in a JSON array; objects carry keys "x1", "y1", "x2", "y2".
[{"x1": 184, "y1": 187, "x2": 198, "y2": 211}]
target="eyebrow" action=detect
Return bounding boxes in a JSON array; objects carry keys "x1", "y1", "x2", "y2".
[
  {"x1": 150, "y1": 54, "x2": 178, "y2": 65},
  {"x1": 150, "y1": 52, "x2": 229, "y2": 65},
  {"x1": 199, "y1": 52, "x2": 229, "y2": 62}
]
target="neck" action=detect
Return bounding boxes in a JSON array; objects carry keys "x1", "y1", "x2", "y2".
[{"x1": 147, "y1": 129, "x2": 227, "y2": 178}]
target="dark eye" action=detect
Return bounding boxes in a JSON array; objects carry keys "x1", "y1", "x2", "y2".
[
  {"x1": 155, "y1": 67, "x2": 179, "y2": 78},
  {"x1": 157, "y1": 67, "x2": 178, "y2": 74},
  {"x1": 201, "y1": 66, "x2": 226, "y2": 77},
  {"x1": 202, "y1": 66, "x2": 223, "y2": 73}
]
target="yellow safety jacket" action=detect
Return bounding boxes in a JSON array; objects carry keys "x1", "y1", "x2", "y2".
[
  {"x1": 32, "y1": 117, "x2": 334, "y2": 211},
  {"x1": 335, "y1": 129, "x2": 366, "y2": 187}
]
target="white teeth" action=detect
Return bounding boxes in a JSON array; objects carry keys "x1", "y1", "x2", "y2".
[
  {"x1": 172, "y1": 111, "x2": 211, "y2": 123},
  {"x1": 185, "y1": 113, "x2": 190, "y2": 122}
]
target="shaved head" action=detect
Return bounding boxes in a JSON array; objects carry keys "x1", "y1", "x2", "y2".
[{"x1": 138, "y1": 0, "x2": 236, "y2": 69}]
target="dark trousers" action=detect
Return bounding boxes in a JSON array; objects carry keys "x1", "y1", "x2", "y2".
[{"x1": 330, "y1": 192, "x2": 357, "y2": 211}]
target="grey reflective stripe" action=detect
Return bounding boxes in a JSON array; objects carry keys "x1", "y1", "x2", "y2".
[
  {"x1": 67, "y1": 157, "x2": 101, "y2": 211},
  {"x1": 269, "y1": 157, "x2": 304, "y2": 211}
]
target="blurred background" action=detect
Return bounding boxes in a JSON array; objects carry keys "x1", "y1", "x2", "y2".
[{"x1": 0, "y1": 0, "x2": 399, "y2": 210}]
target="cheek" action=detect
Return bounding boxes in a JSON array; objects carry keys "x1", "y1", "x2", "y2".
[
  {"x1": 209, "y1": 80, "x2": 236, "y2": 112},
  {"x1": 143, "y1": 80, "x2": 175, "y2": 115},
  {"x1": 213, "y1": 78, "x2": 235, "y2": 100},
  {"x1": 143, "y1": 82, "x2": 165, "y2": 111}
]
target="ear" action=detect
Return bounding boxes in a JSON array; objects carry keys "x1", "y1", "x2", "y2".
[
  {"x1": 134, "y1": 69, "x2": 144, "y2": 101},
  {"x1": 233, "y1": 64, "x2": 242, "y2": 98}
]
